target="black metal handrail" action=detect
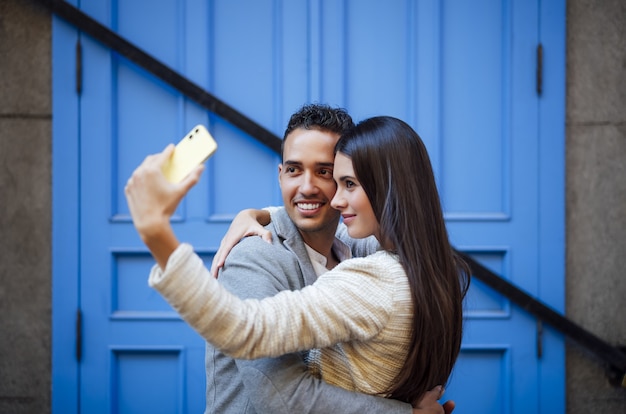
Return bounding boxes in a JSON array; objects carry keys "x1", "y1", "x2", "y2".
[
  {"x1": 458, "y1": 252, "x2": 626, "y2": 387},
  {"x1": 39, "y1": 0, "x2": 626, "y2": 387},
  {"x1": 38, "y1": 0, "x2": 281, "y2": 154}
]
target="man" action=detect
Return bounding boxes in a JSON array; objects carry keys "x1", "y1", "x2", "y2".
[{"x1": 205, "y1": 104, "x2": 452, "y2": 414}]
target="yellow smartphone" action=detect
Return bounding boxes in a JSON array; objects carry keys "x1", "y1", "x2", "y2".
[{"x1": 162, "y1": 125, "x2": 218, "y2": 183}]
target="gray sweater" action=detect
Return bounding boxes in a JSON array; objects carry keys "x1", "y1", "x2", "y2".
[{"x1": 200, "y1": 208, "x2": 411, "y2": 414}]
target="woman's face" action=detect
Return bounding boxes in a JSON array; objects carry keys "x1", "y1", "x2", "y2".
[{"x1": 331, "y1": 152, "x2": 380, "y2": 240}]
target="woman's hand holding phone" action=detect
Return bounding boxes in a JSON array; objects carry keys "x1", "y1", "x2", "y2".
[{"x1": 125, "y1": 125, "x2": 216, "y2": 269}]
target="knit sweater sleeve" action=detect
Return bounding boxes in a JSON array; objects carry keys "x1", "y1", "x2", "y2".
[{"x1": 149, "y1": 243, "x2": 397, "y2": 359}]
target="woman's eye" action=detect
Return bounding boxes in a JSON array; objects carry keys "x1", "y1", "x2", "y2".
[{"x1": 345, "y1": 180, "x2": 355, "y2": 188}]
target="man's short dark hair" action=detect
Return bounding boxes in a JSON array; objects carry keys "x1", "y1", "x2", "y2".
[{"x1": 281, "y1": 104, "x2": 354, "y2": 160}]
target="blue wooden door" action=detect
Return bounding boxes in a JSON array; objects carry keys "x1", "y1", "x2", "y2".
[{"x1": 52, "y1": 0, "x2": 566, "y2": 413}]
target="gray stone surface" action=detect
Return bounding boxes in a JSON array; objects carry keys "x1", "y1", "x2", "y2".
[
  {"x1": 566, "y1": 0, "x2": 626, "y2": 122},
  {"x1": 567, "y1": 348, "x2": 626, "y2": 413},
  {"x1": 565, "y1": 0, "x2": 626, "y2": 411},
  {"x1": 0, "y1": 0, "x2": 51, "y2": 114},
  {"x1": 567, "y1": 125, "x2": 626, "y2": 339},
  {"x1": 0, "y1": 0, "x2": 52, "y2": 413},
  {"x1": 0, "y1": 119, "x2": 52, "y2": 414}
]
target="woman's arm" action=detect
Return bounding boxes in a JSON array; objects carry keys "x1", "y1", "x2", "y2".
[{"x1": 150, "y1": 244, "x2": 396, "y2": 359}]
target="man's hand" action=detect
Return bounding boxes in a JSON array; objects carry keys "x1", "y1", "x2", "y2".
[
  {"x1": 442, "y1": 400, "x2": 455, "y2": 414},
  {"x1": 210, "y1": 209, "x2": 272, "y2": 277},
  {"x1": 412, "y1": 386, "x2": 455, "y2": 414}
]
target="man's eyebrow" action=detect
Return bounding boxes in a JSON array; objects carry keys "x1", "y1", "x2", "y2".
[
  {"x1": 282, "y1": 160, "x2": 302, "y2": 166},
  {"x1": 283, "y1": 160, "x2": 334, "y2": 168}
]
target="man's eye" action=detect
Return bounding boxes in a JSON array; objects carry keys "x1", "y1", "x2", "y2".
[
  {"x1": 286, "y1": 167, "x2": 297, "y2": 173},
  {"x1": 320, "y1": 169, "x2": 332, "y2": 176}
]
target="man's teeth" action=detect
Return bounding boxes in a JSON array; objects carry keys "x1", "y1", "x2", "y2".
[{"x1": 298, "y1": 203, "x2": 321, "y2": 210}]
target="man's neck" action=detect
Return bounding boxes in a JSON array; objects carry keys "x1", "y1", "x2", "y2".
[{"x1": 300, "y1": 230, "x2": 338, "y2": 269}]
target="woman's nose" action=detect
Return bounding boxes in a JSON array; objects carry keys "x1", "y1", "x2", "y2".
[{"x1": 330, "y1": 191, "x2": 345, "y2": 210}]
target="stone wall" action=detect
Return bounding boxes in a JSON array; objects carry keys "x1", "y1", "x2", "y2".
[
  {"x1": 0, "y1": 0, "x2": 52, "y2": 413},
  {"x1": 565, "y1": 0, "x2": 626, "y2": 412}
]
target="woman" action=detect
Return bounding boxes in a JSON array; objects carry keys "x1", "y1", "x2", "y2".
[{"x1": 125, "y1": 116, "x2": 470, "y2": 407}]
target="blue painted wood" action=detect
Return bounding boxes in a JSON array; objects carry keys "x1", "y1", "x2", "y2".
[
  {"x1": 51, "y1": 10, "x2": 80, "y2": 414},
  {"x1": 52, "y1": 0, "x2": 566, "y2": 413},
  {"x1": 537, "y1": 0, "x2": 567, "y2": 410}
]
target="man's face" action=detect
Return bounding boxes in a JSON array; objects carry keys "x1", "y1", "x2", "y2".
[{"x1": 279, "y1": 128, "x2": 341, "y2": 238}]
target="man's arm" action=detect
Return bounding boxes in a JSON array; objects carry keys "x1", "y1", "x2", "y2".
[
  {"x1": 210, "y1": 207, "x2": 379, "y2": 278},
  {"x1": 238, "y1": 358, "x2": 454, "y2": 414},
  {"x1": 335, "y1": 221, "x2": 380, "y2": 257},
  {"x1": 217, "y1": 236, "x2": 413, "y2": 414}
]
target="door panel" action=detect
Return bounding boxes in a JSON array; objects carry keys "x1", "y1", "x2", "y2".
[{"x1": 53, "y1": 0, "x2": 565, "y2": 413}]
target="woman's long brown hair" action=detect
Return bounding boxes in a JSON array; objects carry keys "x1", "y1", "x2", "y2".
[{"x1": 335, "y1": 116, "x2": 470, "y2": 405}]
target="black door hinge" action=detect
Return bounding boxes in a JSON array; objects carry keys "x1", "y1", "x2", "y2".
[
  {"x1": 76, "y1": 38, "x2": 82, "y2": 95},
  {"x1": 76, "y1": 308, "x2": 82, "y2": 362},
  {"x1": 536, "y1": 43, "x2": 543, "y2": 96},
  {"x1": 536, "y1": 319, "x2": 543, "y2": 358}
]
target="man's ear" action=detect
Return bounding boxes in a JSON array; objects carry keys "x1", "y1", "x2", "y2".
[{"x1": 278, "y1": 164, "x2": 283, "y2": 187}]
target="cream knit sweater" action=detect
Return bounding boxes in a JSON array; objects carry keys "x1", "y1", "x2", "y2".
[{"x1": 149, "y1": 243, "x2": 413, "y2": 395}]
